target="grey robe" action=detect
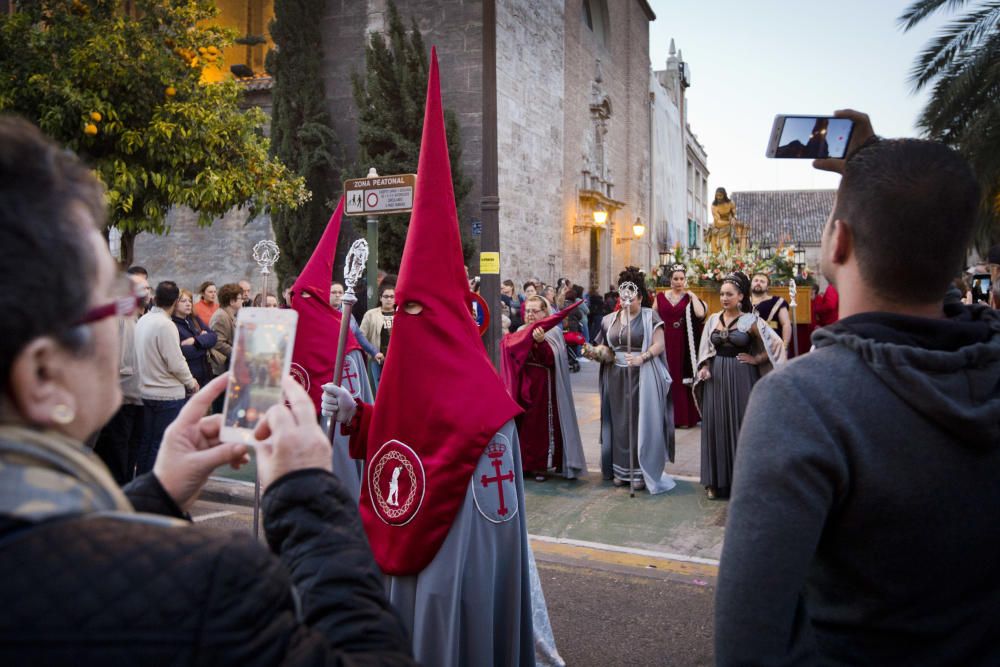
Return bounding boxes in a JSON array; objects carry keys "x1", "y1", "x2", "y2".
[
  {"x1": 323, "y1": 349, "x2": 374, "y2": 502},
  {"x1": 385, "y1": 419, "x2": 536, "y2": 667},
  {"x1": 598, "y1": 308, "x2": 677, "y2": 494},
  {"x1": 543, "y1": 328, "x2": 586, "y2": 478}
]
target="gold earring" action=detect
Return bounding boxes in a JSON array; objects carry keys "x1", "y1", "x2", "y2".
[{"x1": 51, "y1": 404, "x2": 75, "y2": 425}]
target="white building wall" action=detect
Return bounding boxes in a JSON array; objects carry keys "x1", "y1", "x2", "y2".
[
  {"x1": 495, "y1": 0, "x2": 565, "y2": 284},
  {"x1": 650, "y1": 69, "x2": 688, "y2": 253}
]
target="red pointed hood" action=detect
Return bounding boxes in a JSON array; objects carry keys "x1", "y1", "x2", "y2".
[
  {"x1": 359, "y1": 48, "x2": 522, "y2": 576},
  {"x1": 290, "y1": 197, "x2": 361, "y2": 411}
]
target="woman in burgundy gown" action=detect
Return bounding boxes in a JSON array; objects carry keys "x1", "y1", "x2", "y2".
[{"x1": 655, "y1": 265, "x2": 707, "y2": 427}]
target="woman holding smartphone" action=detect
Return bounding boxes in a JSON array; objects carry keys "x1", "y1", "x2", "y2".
[{"x1": 694, "y1": 272, "x2": 785, "y2": 499}]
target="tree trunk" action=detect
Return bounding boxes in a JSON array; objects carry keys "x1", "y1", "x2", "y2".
[{"x1": 120, "y1": 230, "x2": 137, "y2": 270}]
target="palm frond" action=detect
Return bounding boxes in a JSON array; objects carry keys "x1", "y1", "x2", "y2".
[
  {"x1": 898, "y1": 0, "x2": 973, "y2": 31},
  {"x1": 907, "y1": 2, "x2": 1000, "y2": 90},
  {"x1": 917, "y1": 42, "x2": 1000, "y2": 136}
]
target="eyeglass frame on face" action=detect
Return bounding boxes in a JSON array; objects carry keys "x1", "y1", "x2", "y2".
[
  {"x1": 524, "y1": 307, "x2": 545, "y2": 315},
  {"x1": 72, "y1": 276, "x2": 145, "y2": 326}
]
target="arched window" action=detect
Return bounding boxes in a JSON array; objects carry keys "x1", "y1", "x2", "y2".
[{"x1": 582, "y1": 0, "x2": 609, "y2": 46}]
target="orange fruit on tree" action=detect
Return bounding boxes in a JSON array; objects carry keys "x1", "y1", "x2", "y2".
[
  {"x1": 165, "y1": 86, "x2": 176, "y2": 97},
  {"x1": 90, "y1": 111, "x2": 102, "y2": 122},
  {"x1": 84, "y1": 123, "x2": 98, "y2": 136}
]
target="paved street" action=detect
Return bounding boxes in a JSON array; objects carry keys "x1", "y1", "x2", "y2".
[
  {"x1": 191, "y1": 499, "x2": 718, "y2": 666},
  {"x1": 199, "y1": 357, "x2": 722, "y2": 665}
]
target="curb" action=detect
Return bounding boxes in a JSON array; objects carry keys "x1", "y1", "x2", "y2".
[{"x1": 202, "y1": 476, "x2": 257, "y2": 507}]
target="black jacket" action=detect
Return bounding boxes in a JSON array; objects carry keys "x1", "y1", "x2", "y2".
[
  {"x1": 0, "y1": 470, "x2": 415, "y2": 666},
  {"x1": 173, "y1": 314, "x2": 218, "y2": 386}
]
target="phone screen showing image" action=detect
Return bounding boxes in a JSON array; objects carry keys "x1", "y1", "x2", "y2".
[
  {"x1": 773, "y1": 116, "x2": 854, "y2": 159},
  {"x1": 221, "y1": 311, "x2": 296, "y2": 443},
  {"x1": 971, "y1": 274, "x2": 992, "y2": 304}
]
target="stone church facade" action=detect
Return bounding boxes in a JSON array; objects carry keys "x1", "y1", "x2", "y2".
[{"x1": 137, "y1": 0, "x2": 659, "y2": 294}]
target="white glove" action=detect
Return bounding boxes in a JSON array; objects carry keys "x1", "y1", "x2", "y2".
[{"x1": 321, "y1": 382, "x2": 357, "y2": 424}]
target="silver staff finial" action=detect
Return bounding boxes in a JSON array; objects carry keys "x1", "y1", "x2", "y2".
[
  {"x1": 252, "y1": 240, "x2": 280, "y2": 275},
  {"x1": 619, "y1": 281, "x2": 639, "y2": 306},
  {"x1": 344, "y1": 239, "x2": 369, "y2": 291}
]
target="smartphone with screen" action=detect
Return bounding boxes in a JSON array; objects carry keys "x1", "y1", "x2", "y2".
[
  {"x1": 766, "y1": 115, "x2": 855, "y2": 159},
  {"x1": 219, "y1": 307, "x2": 298, "y2": 445},
  {"x1": 971, "y1": 273, "x2": 992, "y2": 304}
]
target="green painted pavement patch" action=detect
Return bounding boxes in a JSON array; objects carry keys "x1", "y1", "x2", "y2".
[{"x1": 523, "y1": 476, "x2": 726, "y2": 562}]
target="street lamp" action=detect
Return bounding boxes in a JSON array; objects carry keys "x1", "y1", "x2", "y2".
[
  {"x1": 795, "y1": 247, "x2": 806, "y2": 273},
  {"x1": 593, "y1": 206, "x2": 608, "y2": 226},
  {"x1": 616, "y1": 218, "x2": 647, "y2": 245}
]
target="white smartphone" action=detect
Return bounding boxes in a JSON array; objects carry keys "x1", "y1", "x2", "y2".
[
  {"x1": 219, "y1": 307, "x2": 298, "y2": 445},
  {"x1": 766, "y1": 115, "x2": 855, "y2": 159}
]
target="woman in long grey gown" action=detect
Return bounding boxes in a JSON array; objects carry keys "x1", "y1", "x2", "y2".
[
  {"x1": 694, "y1": 272, "x2": 785, "y2": 499},
  {"x1": 589, "y1": 267, "x2": 676, "y2": 494}
]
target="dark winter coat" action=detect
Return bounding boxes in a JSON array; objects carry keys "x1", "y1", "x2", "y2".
[
  {"x1": 173, "y1": 314, "x2": 217, "y2": 386},
  {"x1": 0, "y1": 470, "x2": 416, "y2": 666}
]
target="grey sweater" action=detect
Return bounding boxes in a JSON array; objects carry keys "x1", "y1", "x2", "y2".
[
  {"x1": 134, "y1": 307, "x2": 196, "y2": 400},
  {"x1": 716, "y1": 304, "x2": 1000, "y2": 666}
]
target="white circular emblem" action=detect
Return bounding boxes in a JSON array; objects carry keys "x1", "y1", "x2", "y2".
[
  {"x1": 368, "y1": 439, "x2": 425, "y2": 526},
  {"x1": 289, "y1": 362, "x2": 310, "y2": 392}
]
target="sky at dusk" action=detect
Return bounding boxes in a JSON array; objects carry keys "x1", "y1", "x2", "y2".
[{"x1": 647, "y1": 0, "x2": 951, "y2": 195}]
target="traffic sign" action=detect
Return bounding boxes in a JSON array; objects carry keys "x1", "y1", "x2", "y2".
[{"x1": 344, "y1": 173, "x2": 416, "y2": 216}]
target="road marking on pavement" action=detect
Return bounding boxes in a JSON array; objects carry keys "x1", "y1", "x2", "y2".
[
  {"x1": 529, "y1": 534, "x2": 719, "y2": 578},
  {"x1": 192, "y1": 510, "x2": 235, "y2": 523}
]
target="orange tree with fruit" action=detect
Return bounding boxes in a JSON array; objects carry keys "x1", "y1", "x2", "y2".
[{"x1": 0, "y1": 0, "x2": 308, "y2": 267}]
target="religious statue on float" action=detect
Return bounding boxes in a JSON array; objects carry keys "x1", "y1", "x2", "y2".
[{"x1": 708, "y1": 187, "x2": 749, "y2": 253}]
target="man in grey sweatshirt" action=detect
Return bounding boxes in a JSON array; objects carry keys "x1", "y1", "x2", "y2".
[{"x1": 716, "y1": 111, "x2": 1000, "y2": 665}]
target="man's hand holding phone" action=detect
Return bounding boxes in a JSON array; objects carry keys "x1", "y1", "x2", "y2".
[
  {"x1": 813, "y1": 109, "x2": 875, "y2": 174},
  {"x1": 254, "y1": 376, "x2": 333, "y2": 492}
]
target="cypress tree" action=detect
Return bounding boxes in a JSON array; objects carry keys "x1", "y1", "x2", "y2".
[
  {"x1": 352, "y1": 1, "x2": 473, "y2": 272},
  {"x1": 267, "y1": 0, "x2": 342, "y2": 283}
]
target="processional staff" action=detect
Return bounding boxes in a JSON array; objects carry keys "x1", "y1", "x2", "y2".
[
  {"x1": 789, "y1": 278, "x2": 799, "y2": 357},
  {"x1": 328, "y1": 239, "x2": 369, "y2": 441},
  {"x1": 250, "y1": 239, "x2": 280, "y2": 540},
  {"x1": 618, "y1": 280, "x2": 639, "y2": 499}
]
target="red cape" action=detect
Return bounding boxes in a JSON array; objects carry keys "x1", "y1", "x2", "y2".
[
  {"x1": 290, "y1": 197, "x2": 362, "y2": 412},
  {"x1": 500, "y1": 301, "x2": 581, "y2": 398},
  {"x1": 358, "y1": 48, "x2": 522, "y2": 576}
]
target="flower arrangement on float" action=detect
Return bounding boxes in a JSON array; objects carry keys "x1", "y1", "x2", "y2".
[{"x1": 659, "y1": 241, "x2": 815, "y2": 288}]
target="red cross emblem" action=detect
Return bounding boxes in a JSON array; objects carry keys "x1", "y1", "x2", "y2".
[
  {"x1": 473, "y1": 433, "x2": 518, "y2": 523},
  {"x1": 341, "y1": 357, "x2": 361, "y2": 397}
]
